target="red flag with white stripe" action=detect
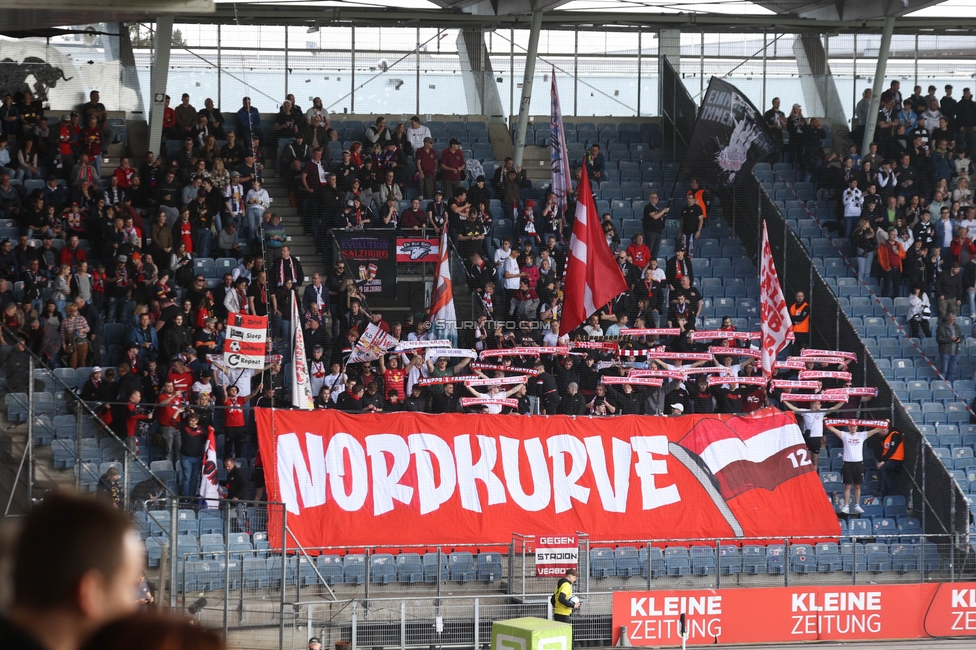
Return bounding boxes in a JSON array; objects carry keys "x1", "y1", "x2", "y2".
[
  {"x1": 199, "y1": 426, "x2": 221, "y2": 507},
  {"x1": 560, "y1": 164, "x2": 628, "y2": 333},
  {"x1": 759, "y1": 221, "x2": 793, "y2": 377},
  {"x1": 675, "y1": 410, "x2": 812, "y2": 500}
]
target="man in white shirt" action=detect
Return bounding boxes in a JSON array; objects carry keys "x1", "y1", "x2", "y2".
[
  {"x1": 782, "y1": 397, "x2": 845, "y2": 467},
  {"x1": 305, "y1": 97, "x2": 329, "y2": 129},
  {"x1": 921, "y1": 98, "x2": 943, "y2": 132},
  {"x1": 406, "y1": 116, "x2": 432, "y2": 152},
  {"x1": 464, "y1": 378, "x2": 525, "y2": 414},
  {"x1": 324, "y1": 363, "x2": 347, "y2": 402},
  {"x1": 501, "y1": 248, "x2": 521, "y2": 317},
  {"x1": 827, "y1": 422, "x2": 888, "y2": 514}
]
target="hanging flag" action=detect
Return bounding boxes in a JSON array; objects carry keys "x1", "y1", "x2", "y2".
[
  {"x1": 760, "y1": 221, "x2": 793, "y2": 378},
  {"x1": 678, "y1": 77, "x2": 777, "y2": 187},
  {"x1": 429, "y1": 228, "x2": 458, "y2": 346},
  {"x1": 348, "y1": 322, "x2": 399, "y2": 365},
  {"x1": 560, "y1": 163, "x2": 629, "y2": 334},
  {"x1": 550, "y1": 67, "x2": 573, "y2": 215},
  {"x1": 291, "y1": 293, "x2": 314, "y2": 410},
  {"x1": 199, "y1": 426, "x2": 220, "y2": 507}
]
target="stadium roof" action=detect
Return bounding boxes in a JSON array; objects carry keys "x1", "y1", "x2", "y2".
[
  {"x1": 3, "y1": 0, "x2": 976, "y2": 33},
  {"x1": 184, "y1": 0, "x2": 976, "y2": 31}
]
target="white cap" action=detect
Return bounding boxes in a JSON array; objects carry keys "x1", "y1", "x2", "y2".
[{"x1": 671, "y1": 403, "x2": 684, "y2": 412}]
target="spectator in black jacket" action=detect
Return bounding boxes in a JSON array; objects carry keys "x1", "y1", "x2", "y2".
[
  {"x1": 558, "y1": 382, "x2": 588, "y2": 415},
  {"x1": 936, "y1": 261, "x2": 963, "y2": 318},
  {"x1": 224, "y1": 457, "x2": 250, "y2": 500},
  {"x1": 430, "y1": 381, "x2": 462, "y2": 413}
]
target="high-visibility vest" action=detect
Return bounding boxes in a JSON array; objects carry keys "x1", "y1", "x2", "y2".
[
  {"x1": 883, "y1": 431, "x2": 905, "y2": 461},
  {"x1": 790, "y1": 302, "x2": 810, "y2": 333},
  {"x1": 688, "y1": 188, "x2": 707, "y2": 220}
]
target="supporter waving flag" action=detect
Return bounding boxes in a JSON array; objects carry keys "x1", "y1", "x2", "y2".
[
  {"x1": 560, "y1": 164, "x2": 628, "y2": 334},
  {"x1": 760, "y1": 221, "x2": 793, "y2": 377}
]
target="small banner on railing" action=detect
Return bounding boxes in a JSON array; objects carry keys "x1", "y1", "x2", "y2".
[{"x1": 535, "y1": 534, "x2": 578, "y2": 577}]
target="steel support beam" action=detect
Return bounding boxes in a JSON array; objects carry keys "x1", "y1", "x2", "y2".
[
  {"x1": 148, "y1": 16, "x2": 174, "y2": 157},
  {"x1": 512, "y1": 10, "x2": 543, "y2": 169},
  {"x1": 861, "y1": 15, "x2": 896, "y2": 156},
  {"x1": 793, "y1": 34, "x2": 848, "y2": 126}
]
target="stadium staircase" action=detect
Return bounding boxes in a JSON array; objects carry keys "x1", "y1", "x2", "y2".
[{"x1": 747, "y1": 127, "x2": 972, "y2": 541}]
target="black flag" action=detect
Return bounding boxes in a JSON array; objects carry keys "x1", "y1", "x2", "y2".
[{"x1": 678, "y1": 77, "x2": 777, "y2": 187}]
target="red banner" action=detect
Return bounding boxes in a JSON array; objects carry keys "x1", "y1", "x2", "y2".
[
  {"x1": 613, "y1": 583, "x2": 976, "y2": 645},
  {"x1": 396, "y1": 237, "x2": 439, "y2": 263},
  {"x1": 223, "y1": 339, "x2": 267, "y2": 357},
  {"x1": 228, "y1": 314, "x2": 269, "y2": 329},
  {"x1": 256, "y1": 408, "x2": 838, "y2": 549}
]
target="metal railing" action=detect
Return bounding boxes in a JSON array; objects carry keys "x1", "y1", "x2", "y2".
[
  {"x1": 0, "y1": 324, "x2": 174, "y2": 514},
  {"x1": 276, "y1": 533, "x2": 973, "y2": 650}
]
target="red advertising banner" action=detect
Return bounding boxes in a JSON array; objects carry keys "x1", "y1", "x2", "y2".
[
  {"x1": 255, "y1": 407, "x2": 838, "y2": 549},
  {"x1": 613, "y1": 583, "x2": 976, "y2": 645}
]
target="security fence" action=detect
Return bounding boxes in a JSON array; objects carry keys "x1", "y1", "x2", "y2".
[
  {"x1": 0, "y1": 324, "x2": 173, "y2": 515},
  {"x1": 132, "y1": 495, "x2": 976, "y2": 650},
  {"x1": 278, "y1": 533, "x2": 973, "y2": 650}
]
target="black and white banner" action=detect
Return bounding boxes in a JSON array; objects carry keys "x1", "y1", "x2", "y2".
[{"x1": 680, "y1": 77, "x2": 777, "y2": 187}]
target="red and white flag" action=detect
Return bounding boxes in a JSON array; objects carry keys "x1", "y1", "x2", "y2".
[
  {"x1": 291, "y1": 294, "x2": 314, "y2": 410},
  {"x1": 560, "y1": 163, "x2": 628, "y2": 334},
  {"x1": 675, "y1": 410, "x2": 812, "y2": 500},
  {"x1": 759, "y1": 221, "x2": 793, "y2": 378},
  {"x1": 430, "y1": 228, "x2": 458, "y2": 346},
  {"x1": 199, "y1": 426, "x2": 220, "y2": 507}
]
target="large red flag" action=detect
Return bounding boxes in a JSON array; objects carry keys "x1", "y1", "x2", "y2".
[
  {"x1": 760, "y1": 221, "x2": 793, "y2": 377},
  {"x1": 560, "y1": 164, "x2": 628, "y2": 333}
]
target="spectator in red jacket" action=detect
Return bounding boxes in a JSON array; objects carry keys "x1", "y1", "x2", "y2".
[
  {"x1": 626, "y1": 232, "x2": 652, "y2": 271},
  {"x1": 122, "y1": 390, "x2": 152, "y2": 453}
]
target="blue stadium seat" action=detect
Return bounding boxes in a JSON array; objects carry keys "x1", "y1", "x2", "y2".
[
  {"x1": 665, "y1": 548, "x2": 691, "y2": 576},
  {"x1": 395, "y1": 553, "x2": 424, "y2": 584},
  {"x1": 741, "y1": 545, "x2": 767, "y2": 574},
  {"x1": 766, "y1": 545, "x2": 786, "y2": 575},
  {"x1": 686, "y1": 546, "x2": 714, "y2": 576},
  {"x1": 477, "y1": 552, "x2": 503, "y2": 582},
  {"x1": 370, "y1": 554, "x2": 397, "y2": 585},
  {"x1": 590, "y1": 549, "x2": 615, "y2": 578}
]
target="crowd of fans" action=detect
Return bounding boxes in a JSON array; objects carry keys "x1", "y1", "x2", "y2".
[
  {"x1": 0, "y1": 86, "x2": 896, "y2": 504},
  {"x1": 765, "y1": 82, "x2": 976, "y2": 333}
]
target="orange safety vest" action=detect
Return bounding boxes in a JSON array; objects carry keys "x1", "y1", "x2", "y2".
[
  {"x1": 883, "y1": 430, "x2": 905, "y2": 461},
  {"x1": 790, "y1": 302, "x2": 810, "y2": 333}
]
